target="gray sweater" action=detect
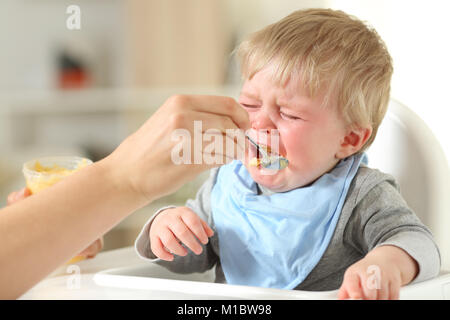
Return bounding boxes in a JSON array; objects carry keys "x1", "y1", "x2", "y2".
[{"x1": 135, "y1": 165, "x2": 441, "y2": 291}]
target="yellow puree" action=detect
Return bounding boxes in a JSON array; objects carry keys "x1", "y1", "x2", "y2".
[
  {"x1": 249, "y1": 157, "x2": 261, "y2": 167},
  {"x1": 249, "y1": 144, "x2": 271, "y2": 167},
  {"x1": 26, "y1": 160, "x2": 88, "y2": 194}
]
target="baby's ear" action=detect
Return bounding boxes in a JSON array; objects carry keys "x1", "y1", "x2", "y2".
[{"x1": 335, "y1": 126, "x2": 372, "y2": 159}]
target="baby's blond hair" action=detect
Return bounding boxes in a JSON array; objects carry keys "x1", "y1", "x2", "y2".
[{"x1": 236, "y1": 8, "x2": 393, "y2": 151}]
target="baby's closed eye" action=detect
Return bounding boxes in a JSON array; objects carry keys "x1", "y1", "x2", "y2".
[{"x1": 280, "y1": 111, "x2": 302, "y2": 120}]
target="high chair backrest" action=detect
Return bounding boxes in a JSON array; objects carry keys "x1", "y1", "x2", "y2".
[{"x1": 366, "y1": 99, "x2": 450, "y2": 270}]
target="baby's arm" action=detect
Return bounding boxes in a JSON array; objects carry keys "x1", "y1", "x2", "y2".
[
  {"x1": 135, "y1": 168, "x2": 220, "y2": 274},
  {"x1": 337, "y1": 173, "x2": 440, "y2": 300},
  {"x1": 338, "y1": 245, "x2": 418, "y2": 300}
]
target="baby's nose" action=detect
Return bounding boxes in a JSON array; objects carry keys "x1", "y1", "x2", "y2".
[{"x1": 252, "y1": 113, "x2": 276, "y2": 132}]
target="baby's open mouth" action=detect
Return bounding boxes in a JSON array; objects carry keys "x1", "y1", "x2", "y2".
[
  {"x1": 248, "y1": 143, "x2": 288, "y2": 170},
  {"x1": 249, "y1": 144, "x2": 271, "y2": 166}
]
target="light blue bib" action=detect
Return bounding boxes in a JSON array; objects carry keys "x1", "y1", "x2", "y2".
[{"x1": 211, "y1": 153, "x2": 367, "y2": 289}]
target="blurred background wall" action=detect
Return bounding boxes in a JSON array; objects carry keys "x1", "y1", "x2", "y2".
[{"x1": 0, "y1": 0, "x2": 448, "y2": 251}]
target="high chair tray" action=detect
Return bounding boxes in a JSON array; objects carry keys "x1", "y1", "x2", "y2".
[
  {"x1": 19, "y1": 247, "x2": 450, "y2": 299},
  {"x1": 93, "y1": 262, "x2": 450, "y2": 300}
]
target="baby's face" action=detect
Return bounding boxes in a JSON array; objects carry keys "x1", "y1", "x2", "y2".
[{"x1": 238, "y1": 67, "x2": 348, "y2": 192}]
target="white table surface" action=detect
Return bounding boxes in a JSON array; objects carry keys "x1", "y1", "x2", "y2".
[
  {"x1": 19, "y1": 246, "x2": 338, "y2": 300},
  {"x1": 19, "y1": 246, "x2": 159, "y2": 300},
  {"x1": 18, "y1": 246, "x2": 450, "y2": 300}
]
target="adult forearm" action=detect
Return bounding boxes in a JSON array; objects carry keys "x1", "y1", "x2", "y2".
[
  {"x1": 0, "y1": 94, "x2": 250, "y2": 299},
  {"x1": 0, "y1": 158, "x2": 147, "y2": 299}
]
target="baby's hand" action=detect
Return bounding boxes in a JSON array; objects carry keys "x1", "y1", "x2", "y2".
[
  {"x1": 338, "y1": 245, "x2": 418, "y2": 300},
  {"x1": 149, "y1": 207, "x2": 214, "y2": 261},
  {"x1": 7, "y1": 187, "x2": 32, "y2": 205},
  {"x1": 77, "y1": 237, "x2": 104, "y2": 259}
]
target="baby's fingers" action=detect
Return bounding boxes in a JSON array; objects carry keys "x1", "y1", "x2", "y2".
[
  {"x1": 158, "y1": 229, "x2": 189, "y2": 259},
  {"x1": 172, "y1": 218, "x2": 203, "y2": 255},
  {"x1": 337, "y1": 287, "x2": 350, "y2": 300},
  {"x1": 388, "y1": 279, "x2": 401, "y2": 300},
  {"x1": 180, "y1": 208, "x2": 213, "y2": 244},
  {"x1": 7, "y1": 188, "x2": 31, "y2": 205},
  {"x1": 200, "y1": 219, "x2": 214, "y2": 238},
  {"x1": 151, "y1": 236, "x2": 174, "y2": 261},
  {"x1": 338, "y1": 273, "x2": 363, "y2": 300}
]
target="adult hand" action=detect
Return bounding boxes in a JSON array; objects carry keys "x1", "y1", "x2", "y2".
[
  {"x1": 0, "y1": 94, "x2": 249, "y2": 299},
  {"x1": 103, "y1": 95, "x2": 250, "y2": 204}
]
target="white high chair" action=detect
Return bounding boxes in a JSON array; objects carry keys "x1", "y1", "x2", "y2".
[
  {"x1": 366, "y1": 99, "x2": 450, "y2": 271},
  {"x1": 20, "y1": 99, "x2": 450, "y2": 300}
]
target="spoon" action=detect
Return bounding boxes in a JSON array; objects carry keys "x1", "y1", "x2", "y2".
[{"x1": 245, "y1": 135, "x2": 289, "y2": 170}]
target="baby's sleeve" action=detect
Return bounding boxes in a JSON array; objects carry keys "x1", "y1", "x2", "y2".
[
  {"x1": 352, "y1": 177, "x2": 441, "y2": 284},
  {"x1": 134, "y1": 168, "x2": 220, "y2": 274}
]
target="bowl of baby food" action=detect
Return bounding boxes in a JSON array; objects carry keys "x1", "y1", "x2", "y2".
[{"x1": 23, "y1": 156, "x2": 92, "y2": 194}]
